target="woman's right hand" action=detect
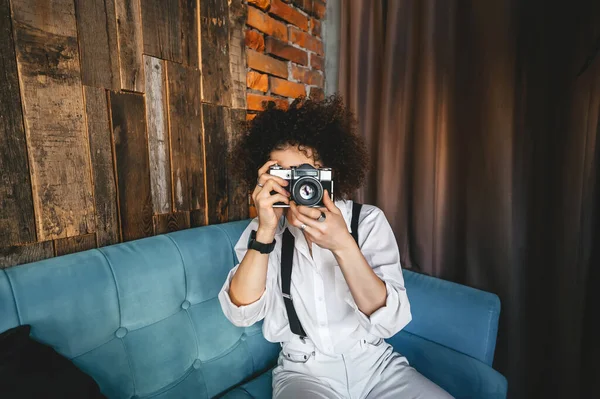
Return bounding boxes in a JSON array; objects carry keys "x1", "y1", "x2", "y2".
[{"x1": 251, "y1": 160, "x2": 290, "y2": 241}]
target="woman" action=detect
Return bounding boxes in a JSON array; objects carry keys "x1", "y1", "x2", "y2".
[{"x1": 218, "y1": 96, "x2": 451, "y2": 398}]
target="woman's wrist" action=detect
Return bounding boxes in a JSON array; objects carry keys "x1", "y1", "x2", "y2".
[
  {"x1": 331, "y1": 232, "x2": 358, "y2": 257},
  {"x1": 256, "y1": 226, "x2": 276, "y2": 243}
]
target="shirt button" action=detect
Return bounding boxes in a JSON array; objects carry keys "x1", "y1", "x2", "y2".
[
  {"x1": 320, "y1": 321, "x2": 326, "y2": 327},
  {"x1": 318, "y1": 297, "x2": 323, "y2": 301}
]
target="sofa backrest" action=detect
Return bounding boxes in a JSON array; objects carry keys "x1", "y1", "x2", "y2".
[
  {"x1": 0, "y1": 220, "x2": 278, "y2": 399},
  {"x1": 0, "y1": 218, "x2": 501, "y2": 398}
]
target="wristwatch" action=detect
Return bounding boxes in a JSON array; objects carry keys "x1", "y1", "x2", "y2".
[{"x1": 247, "y1": 230, "x2": 276, "y2": 254}]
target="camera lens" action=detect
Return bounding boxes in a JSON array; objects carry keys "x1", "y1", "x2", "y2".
[
  {"x1": 293, "y1": 177, "x2": 323, "y2": 206},
  {"x1": 298, "y1": 183, "x2": 316, "y2": 200}
]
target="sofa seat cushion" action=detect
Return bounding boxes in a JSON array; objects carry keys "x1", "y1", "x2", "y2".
[
  {"x1": 222, "y1": 331, "x2": 507, "y2": 399},
  {"x1": 387, "y1": 330, "x2": 508, "y2": 399},
  {"x1": 220, "y1": 371, "x2": 272, "y2": 399}
]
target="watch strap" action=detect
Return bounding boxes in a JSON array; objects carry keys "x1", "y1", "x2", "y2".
[{"x1": 248, "y1": 230, "x2": 276, "y2": 254}]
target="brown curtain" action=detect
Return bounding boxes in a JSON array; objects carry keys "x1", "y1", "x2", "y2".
[{"x1": 338, "y1": 0, "x2": 600, "y2": 398}]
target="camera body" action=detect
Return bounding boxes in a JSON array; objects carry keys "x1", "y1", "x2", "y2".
[{"x1": 269, "y1": 163, "x2": 333, "y2": 207}]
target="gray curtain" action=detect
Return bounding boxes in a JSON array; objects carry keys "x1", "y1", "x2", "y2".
[{"x1": 338, "y1": 1, "x2": 600, "y2": 397}]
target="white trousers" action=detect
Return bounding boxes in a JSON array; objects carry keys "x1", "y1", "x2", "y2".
[{"x1": 272, "y1": 337, "x2": 453, "y2": 399}]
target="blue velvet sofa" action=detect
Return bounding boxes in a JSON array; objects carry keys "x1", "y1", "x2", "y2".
[{"x1": 0, "y1": 220, "x2": 507, "y2": 398}]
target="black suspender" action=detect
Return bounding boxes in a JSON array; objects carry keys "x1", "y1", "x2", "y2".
[
  {"x1": 280, "y1": 202, "x2": 363, "y2": 340},
  {"x1": 281, "y1": 229, "x2": 308, "y2": 338},
  {"x1": 351, "y1": 202, "x2": 363, "y2": 243}
]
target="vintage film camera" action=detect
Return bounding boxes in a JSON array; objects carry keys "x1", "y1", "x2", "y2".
[{"x1": 269, "y1": 164, "x2": 333, "y2": 207}]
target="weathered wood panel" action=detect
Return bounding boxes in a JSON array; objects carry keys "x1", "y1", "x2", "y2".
[
  {"x1": 12, "y1": 0, "x2": 96, "y2": 240},
  {"x1": 109, "y1": 91, "x2": 154, "y2": 241},
  {"x1": 144, "y1": 56, "x2": 172, "y2": 214},
  {"x1": 83, "y1": 86, "x2": 120, "y2": 246},
  {"x1": 203, "y1": 104, "x2": 230, "y2": 224},
  {"x1": 115, "y1": 0, "x2": 144, "y2": 92},
  {"x1": 181, "y1": 0, "x2": 199, "y2": 68},
  {"x1": 227, "y1": 109, "x2": 249, "y2": 220},
  {"x1": 0, "y1": 0, "x2": 36, "y2": 246},
  {"x1": 0, "y1": 241, "x2": 54, "y2": 269},
  {"x1": 54, "y1": 233, "x2": 97, "y2": 256},
  {"x1": 74, "y1": 0, "x2": 121, "y2": 90},
  {"x1": 200, "y1": 0, "x2": 232, "y2": 106},
  {"x1": 190, "y1": 209, "x2": 205, "y2": 227},
  {"x1": 166, "y1": 62, "x2": 205, "y2": 212},
  {"x1": 229, "y1": 0, "x2": 247, "y2": 109},
  {"x1": 154, "y1": 212, "x2": 191, "y2": 234},
  {"x1": 141, "y1": 0, "x2": 182, "y2": 62}
]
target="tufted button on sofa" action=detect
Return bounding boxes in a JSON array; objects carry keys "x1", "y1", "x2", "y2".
[{"x1": 0, "y1": 220, "x2": 507, "y2": 398}]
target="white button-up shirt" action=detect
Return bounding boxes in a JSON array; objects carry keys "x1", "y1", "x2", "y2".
[{"x1": 218, "y1": 200, "x2": 412, "y2": 355}]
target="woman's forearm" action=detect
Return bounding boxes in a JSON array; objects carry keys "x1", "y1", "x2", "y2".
[
  {"x1": 332, "y1": 239, "x2": 387, "y2": 316},
  {"x1": 229, "y1": 228, "x2": 274, "y2": 306}
]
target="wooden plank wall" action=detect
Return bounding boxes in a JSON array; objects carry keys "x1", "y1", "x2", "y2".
[
  {"x1": 11, "y1": 0, "x2": 96, "y2": 241},
  {"x1": 0, "y1": 0, "x2": 250, "y2": 268},
  {"x1": 0, "y1": 0, "x2": 36, "y2": 247}
]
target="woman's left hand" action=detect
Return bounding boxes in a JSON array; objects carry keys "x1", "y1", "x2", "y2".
[{"x1": 287, "y1": 190, "x2": 355, "y2": 253}]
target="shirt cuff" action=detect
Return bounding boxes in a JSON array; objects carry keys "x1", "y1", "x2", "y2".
[{"x1": 346, "y1": 280, "x2": 401, "y2": 329}]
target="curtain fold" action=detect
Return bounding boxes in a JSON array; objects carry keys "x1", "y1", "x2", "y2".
[{"x1": 338, "y1": 0, "x2": 600, "y2": 397}]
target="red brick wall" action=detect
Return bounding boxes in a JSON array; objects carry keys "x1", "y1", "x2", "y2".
[{"x1": 245, "y1": 0, "x2": 326, "y2": 120}]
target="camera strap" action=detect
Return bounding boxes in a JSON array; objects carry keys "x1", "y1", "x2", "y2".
[{"x1": 280, "y1": 202, "x2": 363, "y2": 340}]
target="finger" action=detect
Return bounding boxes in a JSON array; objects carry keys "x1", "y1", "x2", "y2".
[
  {"x1": 288, "y1": 201, "x2": 299, "y2": 219},
  {"x1": 251, "y1": 184, "x2": 261, "y2": 204},
  {"x1": 258, "y1": 160, "x2": 280, "y2": 177},
  {"x1": 258, "y1": 179, "x2": 290, "y2": 198},
  {"x1": 288, "y1": 202, "x2": 301, "y2": 224},
  {"x1": 257, "y1": 173, "x2": 289, "y2": 188},
  {"x1": 260, "y1": 193, "x2": 290, "y2": 208},
  {"x1": 302, "y1": 226, "x2": 321, "y2": 241},
  {"x1": 323, "y1": 190, "x2": 340, "y2": 214},
  {"x1": 289, "y1": 201, "x2": 304, "y2": 217},
  {"x1": 285, "y1": 206, "x2": 295, "y2": 224},
  {"x1": 296, "y1": 205, "x2": 323, "y2": 220},
  {"x1": 274, "y1": 207, "x2": 285, "y2": 221},
  {"x1": 252, "y1": 183, "x2": 262, "y2": 198},
  {"x1": 290, "y1": 209, "x2": 324, "y2": 233},
  {"x1": 251, "y1": 184, "x2": 263, "y2": 203},
  {"x1": 286, "y1": 205, "x2": 303, "y2": 229},
  {"x1": 292, "y1": 220, "x2": 323, "y2": 240},
  {"x1": 254, "y1": 179, "x2": 287, "y2": 201}
]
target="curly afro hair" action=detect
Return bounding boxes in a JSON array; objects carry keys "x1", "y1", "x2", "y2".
[{"x1": 230, "y1": 95, "x2": 369, "y2": 200}]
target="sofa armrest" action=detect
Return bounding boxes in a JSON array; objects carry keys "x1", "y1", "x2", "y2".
[{"x1": 402, "y1": 270, "x2": 500, "y2": 365}]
